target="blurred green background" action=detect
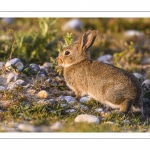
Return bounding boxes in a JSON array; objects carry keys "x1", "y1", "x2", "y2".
[{"x1": 0, "y1": 18, "x2": 150, "y2": 70}]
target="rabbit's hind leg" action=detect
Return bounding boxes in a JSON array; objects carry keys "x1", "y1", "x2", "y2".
[{"x1": 120, "y1": 99, "x2": 133, "y2": 114}]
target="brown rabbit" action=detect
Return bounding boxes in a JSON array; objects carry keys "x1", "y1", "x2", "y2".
[{"x1": 56, "y1": 30, "x2": 143, "y2": 114}]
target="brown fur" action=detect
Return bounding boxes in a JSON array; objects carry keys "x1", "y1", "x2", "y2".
[{"x1": 56, "y1": 30, "x2": 143, "y2": 114}]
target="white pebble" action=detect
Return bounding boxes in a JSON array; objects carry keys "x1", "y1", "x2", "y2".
[
  {"x1": 65, "y1": 109, "x2": 76, "y2": 114},
  {"x1": 62, "y1": 19, "x2": 82, "y2": 31},
  {"x1": 37, "y1": 90, "x2": 49, "y2": 99},
  {"x1": 0, "y1": 62, "x2": 5, "y2": 70},
  {"x1": 75, "y1": 114, "x2": 100, "y2": 124},
  {"x1": 7, "y1": 73, "x2": 18, "y2": 83},
  {"x1": 60, "y1": 96, "x2": 76, "y2": 104},
  {"x1": 79, "y1": 96, "x2": 91, "y2": 104},
  {"x1": 95, "y1": 108, "x2": 103, "y2": 112},
  {"x1": 50, "y1": 121, "x2": 63, "y2": 131},
  {"x1": 97, "y1": 54, "x2": 113, "y2": 64},
  {"x1": 18, "y1": 124, "x2": 41, "y2": 132},
  {"x1": 0, "y1": 86, "x2": 6, "y2": 91},
  {"x1": 7, "y1": 79, "x2": 25, "y2": 90},
  {"x1": 5, "y1": 58, "x2": 24, "y2": 71}
]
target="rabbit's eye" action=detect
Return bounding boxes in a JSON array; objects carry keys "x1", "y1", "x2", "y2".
[{"x1": 65, "y1": 51, "x2": 70, "y2": 55}]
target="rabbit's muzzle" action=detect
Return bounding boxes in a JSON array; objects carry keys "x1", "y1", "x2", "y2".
[{"x1": 56, "y1": 57, "x2": 63, "y2": 66}]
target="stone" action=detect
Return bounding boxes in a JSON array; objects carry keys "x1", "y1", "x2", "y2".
[
  {"x1": 140, "y1": 56, "x2": 150, "y2": 65},
  {"x1": 60, "y1": 103, "x2": 68, "y2": 108},
  {"x1": 18, "y1": 123, "x2": 41, "y2": 132},
  {"x1": 79, "y1": 96, "x2": 92, "y2": 104},
  {"x1": 6, "y1": 73, "x2": 18, "y2": 83},
  {"x1": 37, "y1": 90, "x2": 49, "y2": 99},
  {"x1": 95, "y1": 108, "x2": 103, "y2": 112},
  {"x1": 5, "y1": 58, "x2": 24, "y2": 71},
  {"x1": 43, "y1": 62, "x2": 53, "y2": 68},
  {"x1": 124, "y1": 30, "x2": 145, "y2": 42},
  {"x1": 133, "y1": 72, "x2": 144, "y2": 83},
  {"x1": 62, "y1": 19, "x2": 82, "y2": 31},
  {"x1": 65, "y1": 109, "x2": 76, "y2": 114},
  {"x1": 1, "y1": 18, "x2": 14, "y2": 24},
  {"x1": 0, "y1": 86, "x2": 6, "y2": 91},
  {"x1": 0, "y1": 62, "x2": 5, "y2": 70},
  {"x1": 28, "y1": 63, "x2": 40, "y2": 74},
  {"x1": 97, "y1": 54, "x2": 113, "y2": 64},
  {"x1": 59, "y1": 96, "x2": 76, "y2": 104},
  {"x1": 50, "y1": 121, "x2": 63, "y2": 131},
  {"x1": 75, "y1": 114, "x2": 100, "y2": 124},
  {"x1": 142, "y1": 79, "x2": 150, "y2": 94},
  {"x1": 7, "y1": 79, "x2": 25, "y2": 90},
  {"x1": 80, "y1": 105, "x2": 89, "y2": 111}
]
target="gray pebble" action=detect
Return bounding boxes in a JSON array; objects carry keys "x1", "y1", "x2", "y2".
[
  {"x1": 97, "y1": 54, "x2": 113, "y2": 64},
  {"x1": 65, "y1": 109, "x2": 76, "y2": 114},
  {"x1": 7, "y1": 79, "x2": 25, "y2": 90},
  {"x1": 28, "y1": 63, "x2": 40, "y2": 73},
  {"x1": 5, "y1": 58, "x2": 24, "y2": 71},
  {"x1": 7, "y1": 73, "x2": 18, "y2": 83},
  {"x1": 95, "y1": 108, "x2": 103, "y2": 112},
  {"x1": 75, "y1": 114, "x2": 100, "y2": 124},
  {"x1": 62, "y1": 19, "x2": 82, "y2": 31},
  {"x1": 0, "y1": 62, "x2": 5, "y2": 70},
  {"x1": 59, "y1": 96, "x2": 76, "y2": 104},
  {"x1": 0, "y1": 86, "x2": 6, "y2": 91},
  {"x1": 133, "y1": 72, "x2": 144, "y2": 83},
  {"x1": 60, "y1": 103, "x2": 68, "y2": 108},
  {"x1": 50, "y1": 121, "x2": 63, "y2": 131},
  {"x1": 79, "y1": 96, "x2": 91, "y2": 104},
  {"x1": 142, "y1": 79, "x2": 150, "y2": 93},
  {"x1": 18, "y1": 123, "x2": 41, "y2": 132},
  {"x1": 80, "y1": 105, "x2": 89, "y2": 111}
]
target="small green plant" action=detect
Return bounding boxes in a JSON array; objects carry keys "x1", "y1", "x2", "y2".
[
  {"x1": 50, "y1": 32, "x2": 74, "y2": 76},
  {"x1": 113, "y1": 42, "x2": 142, "y2": 71}
]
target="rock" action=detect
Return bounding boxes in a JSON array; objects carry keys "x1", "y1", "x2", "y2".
[
  {"x1": 65, "y1": 109, "x2": 76, "y2": 114},
  {"x1": 80, "y1": 105, "x2": 89, "y2": 111},
  {"x1": 7, "y1": 79, "x2": 25, "y2": 90},
  {"x1": 0, "y1": 62, "x2": 5, "y2": 70},
  {"x1": 75, "y1": 114, "x2": 100, "y2": 124},
  {"x1": 59, "y1": 96, "x2": 76, "y2": 104},
  {"x1": 97, "y1": 54, "x2": 113, "y2": 64},
  {"x1": 60, "y1": 103, "x2": 68, "y2": 108},
  {"x1": 28, "y1": 63, "x2": 40, "y2": 74},
  {"x1": 0, "y1": 35, "x2": 12, "y2": 40},
  {"x1": 142, "y1": 79, "x2": 150, "y2": 93},
  {"x1": 140, "y1": 56, "x2": 150, "y2": 65},
  {"x1": 124, "y1": 30, "x2": 145, "y2": 42},
  {"x1": 50, "y1": 121, "x2": 63, "y2": 131},
  {"x1": 6, "y1": 73, "x2": 18, "y2": 83},
  {"x1": 43, "y1": 62, "x2": 53, "y2": 68},
  {"x1": 133, "y1": 72, "x2": 144, "y2": 83},
  {"x1": 79, "y1": 96, "x2": 92, "y2": 104},
  {"x1": 5, "y1": 58, "x2": 24, "y2": 71},
  {"x1": 105, "y1": 121, "x2": 114, "y2": 125},
  {"x1": 0, "y1": 86, "x2": 6, "y2": 91},
  {"x1": 55, "y1": 76, "x2": 62, "y2": 82},
  {"x1": 95, "y1": 108, "x2": 103, "y2": 112},
  {"x1": 37, "y1": 90, "x2": 49, "y2": 99},
  {"x1": 1, "y1": 18, "x2": 14, "y2": 24},
  {"x1": 62, "y1": 19, "x2": 82, "y2": 31},
  {"x1": 18, "y1": 123, "x2": 41, "y2": 132},
  {"x1": 123, "y1": 119, "x2": 130, "y2": 125}
]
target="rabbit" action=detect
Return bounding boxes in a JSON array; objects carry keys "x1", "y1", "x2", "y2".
[{"x1": 56, "y1": 30, "x2": 143, "y2": 115}]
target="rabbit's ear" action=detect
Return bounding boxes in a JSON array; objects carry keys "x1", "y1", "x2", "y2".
[{"x1": 80, "y1": 30, "x2": 98, "y2": 51}]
